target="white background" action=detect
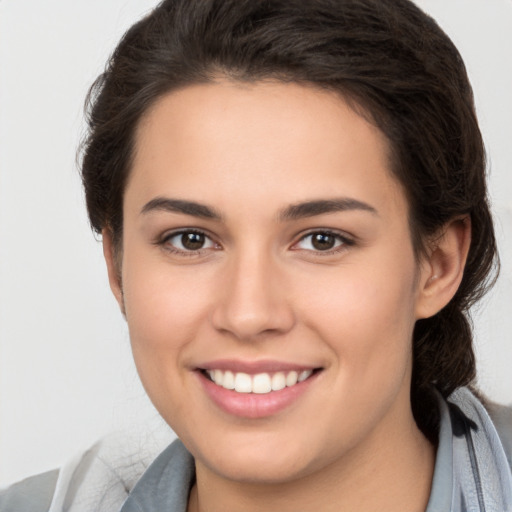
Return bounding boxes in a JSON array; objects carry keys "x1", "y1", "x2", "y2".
[{"x1": 0, "y1": 0, "x2": 511, "y2": 487}]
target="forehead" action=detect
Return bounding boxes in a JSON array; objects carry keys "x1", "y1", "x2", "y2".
[{"x1": 128, "y1": 80, "x2": 407, "y2": 218}]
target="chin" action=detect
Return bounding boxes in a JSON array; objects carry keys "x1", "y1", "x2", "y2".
[
  {"x1": 187, "y1": 427, "x2": 331, "y2": 485},
  {"x1": 206, "y1": 452, "x2": 313, "y2": 484}
]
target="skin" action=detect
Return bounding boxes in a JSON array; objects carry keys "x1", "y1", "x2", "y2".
[{"x1": 103, "y1": 81, "x2": 470, "y2": 511}]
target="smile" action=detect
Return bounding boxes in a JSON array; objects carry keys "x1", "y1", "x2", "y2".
[
  {"x1": 197, "y1": 364, "x2": 322, "y2": 418},
  {"x1": 205, "y1": 369, "x2": 314, "y2": 394}
]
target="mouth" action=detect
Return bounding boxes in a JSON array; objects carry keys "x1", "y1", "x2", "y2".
[
  {"x1": 201, "y1": 368, "x2": 317, "y2": 394},
  {"x1": 195, "y1": 363, "x2": 323, "y2": 418}
]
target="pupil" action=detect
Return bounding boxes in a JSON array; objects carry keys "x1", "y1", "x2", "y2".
[
  {"x1": 182, "y1": 232, "x2": 205, "y2": 250},
  {"x1": 312, "y1": 233, "x2": 335, "y2": 250}
]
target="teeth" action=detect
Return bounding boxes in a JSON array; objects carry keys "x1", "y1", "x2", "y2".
[
  {"x1": 207, "y1": 369, "x2": 314, "y2": 394},
  {"x1": 214, "y1": 369, "x2": 223, "y2": 385},
  {"x1": 234, "y1": 372, "x2": 252, "y2": 393},
  {"x1": 223, "y1": 370, "x2": 235, "y2": 390},
  {"x1": 298, "y1": 370, "x2": 312, "y2": 382},
  {"x1": 286, "y1": 371, "x2": 298, "y2": 387},
  {"x1": 253, "y1": 373, "x2": 272, "y2": 394},
  {"x1": 271, "y1": 372, "x2": 286, "y2": 391}
]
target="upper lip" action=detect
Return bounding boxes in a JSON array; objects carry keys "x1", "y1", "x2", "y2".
[{"x1": 196, "y1": 359, "x2": 321, "y2": 374}]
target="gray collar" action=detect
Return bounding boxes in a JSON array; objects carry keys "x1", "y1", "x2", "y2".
[
  {"x1": 436, "y1": 387, "x2": 512, "y2": 511},
  {"x1": 119, "y1": 440, "x2": 194, "y2": 512}
]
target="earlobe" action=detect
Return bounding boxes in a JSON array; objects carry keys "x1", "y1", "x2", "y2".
[
  {"x1": 415, "y1": 216, "x2": 471, "y2": 319},
  {"x1": 102, "y1": 229, "x2": 125, "y2": 315}
]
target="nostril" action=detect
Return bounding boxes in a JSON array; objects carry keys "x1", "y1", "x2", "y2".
[{"x1": 211, "y1": 300, "x2": 296, "y2": 341}]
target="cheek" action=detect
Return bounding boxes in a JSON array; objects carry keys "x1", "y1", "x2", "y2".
[
  {"x1": 122, "y1": 254, "x2": 211, "y2": 347},
  {"x1": 293, "y1": 258, "x2": 419, "y2": 448},
  {"x1": 120, "y1": 258, "x2": 216, "y2": 413},
  {"x1": 299, "y1": 253, "x2": 418, "y2": 377},
  {"x1": 121, "y1": 262, "x2": 212, "y2": 422}
]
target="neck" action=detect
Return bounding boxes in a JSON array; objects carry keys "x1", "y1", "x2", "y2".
[{"x1": 187, "y1": 405, "x2": 435, "y2": 512}]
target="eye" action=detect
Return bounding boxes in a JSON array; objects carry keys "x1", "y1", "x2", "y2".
[
  {"x1": 293, "y1": 231, "x2": 351, "y2": 252},
  {"x1": 163, "y1": 230, "x2": 218, "y2": 253}
]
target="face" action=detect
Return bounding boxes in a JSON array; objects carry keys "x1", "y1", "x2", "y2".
[{"x1": 112, "y1": 81, "x2": 430, "y2": 484}]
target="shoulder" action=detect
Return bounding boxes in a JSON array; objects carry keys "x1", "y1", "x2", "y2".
[
  {"x1": 0, "y1": 469, "x2": 59, "y2": 512},
  {"x1": 0, "y1": 425, "x2": 175, "y2": 512},
  {"x1": 485, "y1": 400, "x2": 512, "y2": 470},
  {"x1": 448, "y1": 388, "x2": 512, "y2": 472}
]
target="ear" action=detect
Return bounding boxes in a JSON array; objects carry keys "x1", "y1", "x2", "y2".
[
  {"x1": 415, "y1": 216, "x2": 471, "y2": 319},
  {"x1": 102, "y1": 228, "x2": 125, "y2": 315}
]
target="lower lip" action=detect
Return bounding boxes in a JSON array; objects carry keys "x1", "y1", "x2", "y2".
[{"x1": 197, "y1": 371, "x2": 319, "y2": 419}]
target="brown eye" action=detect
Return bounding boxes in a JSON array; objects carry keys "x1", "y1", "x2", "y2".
[
  {"x1": 163, "y1": 230, "x2": 217, "y2": 253},
  {"x1": 294, "y1": 231, "x2": 351, "y2": 253},
  {"x1": 311, "y1": 233, "x2": 336, "y2": 250},
  {"x1": 181, "y1": 232, "x2": 205, "y2": 250}
]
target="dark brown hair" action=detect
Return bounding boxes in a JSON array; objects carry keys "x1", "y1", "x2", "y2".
[{"x1": 80, "y1": 0, "x2": 498, "y2": 440}]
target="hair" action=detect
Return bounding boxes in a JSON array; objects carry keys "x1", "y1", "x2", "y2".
[{"x1": 80, "y1": 0, "x2": 498, "y2": 441}]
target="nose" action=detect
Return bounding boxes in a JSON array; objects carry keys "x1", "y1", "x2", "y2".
[{"x1": 211, "y1": 249, "x2": 295, "y2": 341}]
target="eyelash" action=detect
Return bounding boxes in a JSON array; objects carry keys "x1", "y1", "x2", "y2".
[
  {"x1": 157, "y1": 229, "x2": 220, "y2": 256},
  {"x1": 156, "y1": 229, "x2": 355, "y2": 256},
  {"x1": 292, "y1": 230, "x2": 355, "y2": 255}
]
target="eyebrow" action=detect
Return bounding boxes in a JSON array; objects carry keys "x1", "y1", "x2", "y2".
[
  {"x1": 140, "y1": 196, "x2": 377, "y2": 222},
  {"x1": 141, "y1": 197, "x2": 222, "y2": 220},
  {"x1": 279, "y1": 198, "x2": 378, "y2": 220}
]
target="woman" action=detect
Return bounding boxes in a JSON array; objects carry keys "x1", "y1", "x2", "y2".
[{"x1": 2, "y1": 0, "x2": 511, "y2": 510}]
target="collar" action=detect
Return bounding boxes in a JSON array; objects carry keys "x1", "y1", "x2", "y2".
[
  {"x1": 427, "y1": 387, "x2": 512, "y2": 511},
  {"x1": 119, "y1": 440, "x2": 194, "y2": 512}
]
